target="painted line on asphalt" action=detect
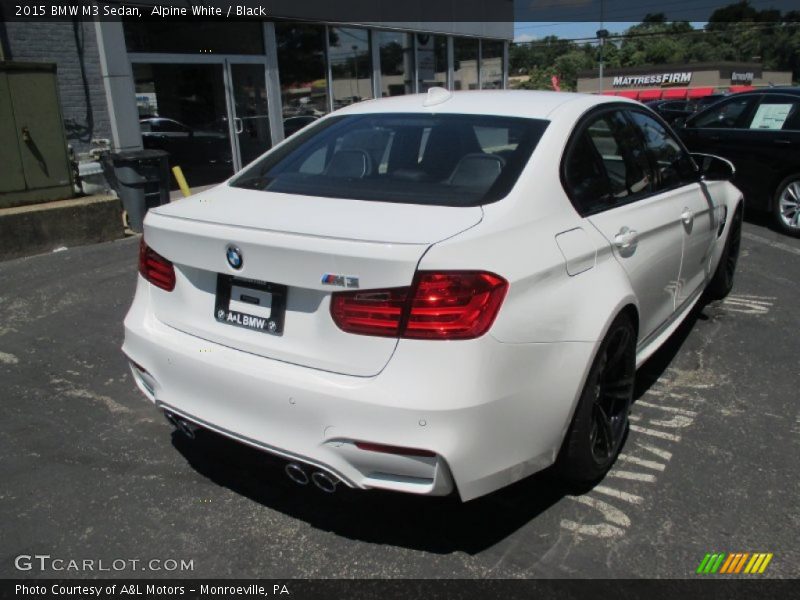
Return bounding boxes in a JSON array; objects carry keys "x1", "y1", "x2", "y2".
[
  {"x1": 630, "y1": 424, "x2": 682, "y2": 442},
  {"x1": 742, "y1": 231, "x2": 800, "y2": 256},
  {"x1": 617, "y1": 454, "x2": 666, "y2": 471},
  {"x1": 593, "y1": 485, "x2": 644, "y2": 505}
]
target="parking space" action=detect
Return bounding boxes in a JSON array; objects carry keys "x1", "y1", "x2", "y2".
[{"x1": 0, "y1": 219, "x2": 798, "y2": 578}]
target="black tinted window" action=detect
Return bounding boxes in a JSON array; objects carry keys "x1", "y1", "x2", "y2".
[
  {"x1": 691, "y1": 96, "x2": 757, "y2": 129},
  {"x1": 628, "y1": 111, "x2": 696, "y2": 190},
  {"x1": 563, "y1": 110, "x2": 653, "y2": 215},
  {"x1": 231, "y1": 113, "x2": 548, "y2": 206}
]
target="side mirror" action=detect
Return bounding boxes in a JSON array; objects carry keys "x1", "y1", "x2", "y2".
[
  {"x1": 672, "y1": 116, "x2": 687, "y2": 129},
  {"x1": 692, "y1": 153, "x2": 735, "y2": 182}
]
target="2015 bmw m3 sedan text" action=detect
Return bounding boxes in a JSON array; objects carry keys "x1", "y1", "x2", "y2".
[{"x1": 123, "y1": 89, "x2": 743, "y2": 501}]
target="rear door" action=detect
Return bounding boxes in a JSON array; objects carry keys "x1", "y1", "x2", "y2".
[
  {"x1": 563, "y1": 108, "x2": 684, "y2": 341},
  {"x1": 627, "y1": 109, "x2": 716, "y2": 307}
]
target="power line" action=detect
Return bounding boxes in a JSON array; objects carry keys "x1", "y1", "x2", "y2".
[{"x1": 513, "y1": 20, "x2": 800, "y2": 47}]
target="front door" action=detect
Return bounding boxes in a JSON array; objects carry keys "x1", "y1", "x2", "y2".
[
  {"x1": 132, "y1": 58, "x2": 271, "y2": 189},
  {"x1": 626, "y1": 109, "x2": 717, "y2": 307},
  {"x1": 226, "y1": 61, "x2": 272, "y2": 169}
]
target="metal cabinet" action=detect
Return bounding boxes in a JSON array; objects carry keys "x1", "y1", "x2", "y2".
[{"x1": 0, "y1": 62, "x2": 73, "y2": 209}]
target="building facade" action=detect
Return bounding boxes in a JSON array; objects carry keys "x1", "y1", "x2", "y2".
[
  {"x1": 577, "y1": 62, "x2": 793, "y2": 100},
  {"x1": 1, "y1": 17, "x2": 511, "y2": 189}
]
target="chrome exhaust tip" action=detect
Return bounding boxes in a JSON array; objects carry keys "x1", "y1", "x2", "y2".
[
  {"x1": 311, "y1": 471, "x2": 339, "y2": 493},
  {"x1": 284, "y1": 462, "x2": 309, "y2": 486},
  {"x1": 164, "y1": 411, "x2": 197, "y2": 439}
]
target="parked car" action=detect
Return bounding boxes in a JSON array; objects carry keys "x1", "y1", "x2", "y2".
[
  {"x1": 283, "y1": 115, "x2": 318, "y2": 138},
  {"x1": 124, "y1": 90, "x2": 742, "y2": 501},
  {"x1": 140, "y1": 117, "x2": 232, "y2": 168},
  {"x1": 677, "y1": 88, "x2": 800, "y2": 236},
  {"x1": 645, "y1": 99, "x2": 695, "y2": 125}
]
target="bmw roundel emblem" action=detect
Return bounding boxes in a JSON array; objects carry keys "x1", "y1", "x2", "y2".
[{"x1": 226, "y1": 245, "x2": 243, "y2": 270}]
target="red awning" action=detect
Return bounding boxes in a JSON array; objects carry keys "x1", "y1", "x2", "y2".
[
  {"x1": 638, "y1": 89, "x2": 662, "y2": 101},
  {"x1": 687, "y1": 87, "x2": 715, "y2": 98},
  {"x1": 662, "y1": 88, "x2": 688, "y2": 99},
  {"x1": 617, "y1": 90, "x2": 639, "y2": 99},
  {"x1": 729, "y1": 85, "x2": 753, "y2": 94}
]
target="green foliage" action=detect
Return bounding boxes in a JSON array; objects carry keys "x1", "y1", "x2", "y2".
[{"x1": 510, "y1": 1, "x2": 800, "y2": 89}]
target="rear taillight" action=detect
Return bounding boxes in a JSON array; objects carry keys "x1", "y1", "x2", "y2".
[
  {"x1": 330, "y1": 271, "x2": 508, "y2": 340},
  {"x1": 138, "y1": 238, "x2": 175, "y2": 291}
]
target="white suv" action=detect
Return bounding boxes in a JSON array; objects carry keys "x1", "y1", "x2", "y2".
[{"x1": 123, "y1": 89, "x2": 742, "y2": 501}]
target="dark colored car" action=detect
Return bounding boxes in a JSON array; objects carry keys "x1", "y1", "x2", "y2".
[
  {"x1": 283, "y1": 115, "x2": 318, "y2": 138},
  {"x1": 646, "y1": 100, "x2": 695, "y2": 125},
  {"x1": 140, "y1": 117, "x2": 233, "y2": 187},
  {"x1": 677, "y1": 88, "x2": 800, "y2": 236}
]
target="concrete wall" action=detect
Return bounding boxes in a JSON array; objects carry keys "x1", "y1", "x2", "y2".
[{"x1": 2, "y1": 21, "x2": 112, "y2": 156}]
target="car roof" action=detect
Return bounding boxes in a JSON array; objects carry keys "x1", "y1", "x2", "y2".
[
  {"x1": 732, "y1": 87, "x2": 800, "y2": 97},
  {"x1": 330, "y1": 90, "x2": 637, "y2": 121}
]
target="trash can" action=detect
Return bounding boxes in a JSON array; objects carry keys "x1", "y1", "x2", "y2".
[{"x1": 103, "y1": 149, "x2": 170, "y2": 233}]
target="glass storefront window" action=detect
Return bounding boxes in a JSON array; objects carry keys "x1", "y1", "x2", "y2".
[
  {"x1": 376, "y1": 31, "x2": 414, "y2": 97},
  {"x1": 481, "y1": 40, "x2": 504, "y2": 89},
  {"x1": 453, "y1": 38, "x2": 479, "y2": 91},
  {"x1": 275, "y1": 23, "x2": 329, "y2": 124},
  {"x1": 329, "y1": 26, "x2": 373, "y2": 109},
  {"x1": 416, "y1": 34, "x2": 447, "y2": 92},
  {"x1": 132, "y1": 63, "x2": 233, "y2": 188},
  {"x1": 124, "y1": 21, "x2": 264, "y2": 55}
]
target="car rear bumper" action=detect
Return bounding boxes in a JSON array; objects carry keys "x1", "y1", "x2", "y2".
[{"x1": 123, "y1": 279, "x2": 594, "y2": 501}]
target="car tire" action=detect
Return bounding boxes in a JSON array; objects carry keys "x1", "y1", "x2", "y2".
[
  {"x1": 555, "y1": 313, "x2": 636, "y2": 484},
  {"x1": 773, "y1": 175, "x2": 800, "y2": 237},
  {"x1": 705, "y1": 204, "x2": 742, "y2": 301}
]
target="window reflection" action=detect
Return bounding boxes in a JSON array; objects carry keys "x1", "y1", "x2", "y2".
[
  {"x1": 416, "y1": 33, "x2": 447, "y2": 92},
  {"x1": 329, "y1": 27, "x2": 373, "y2": 109},
  {"x1": 453, "y1": 38, "x2": 479, "y2": 91},
  {"x1": 481, "y1": 40, "x2": 504, "y2": 90},
  {"x1": 376, "y1": 31, "x2": 414, "y2": 96},
  {"x1": 276, "y1": 23, "x2": 329, "y2": 120}
]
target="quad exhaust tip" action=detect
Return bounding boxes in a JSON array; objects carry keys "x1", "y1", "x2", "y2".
[
  {"x1": 285, "y1": 462, "x2": 309, "y2": 485},
  {"x1": 311, "y1": 470, "x2": 339, "y2": 493},
  {"x1": 284, "y1": 462, "x2": 340, "y2": 493},
  {"x1": 164, "y1": 411, "x2": 198, "y2": 440}
]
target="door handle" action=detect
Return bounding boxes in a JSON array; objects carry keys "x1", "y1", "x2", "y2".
[
  {"x1": 681, "y1": 208, "x2": 694, "y2": 226},
  {"x1": 614, "y1": 228, "x2": 639, "y2": 250},
  {"x1": 234, "y1": 117, "x2": 243, "y2": 134},
  {"x1": 774, "y1": 139, "x2": 791, "y2": 145}
]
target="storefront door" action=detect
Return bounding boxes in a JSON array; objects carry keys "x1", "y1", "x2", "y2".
[{"x1": 131, "y1": 56, "x2": 270, "y2": 189}]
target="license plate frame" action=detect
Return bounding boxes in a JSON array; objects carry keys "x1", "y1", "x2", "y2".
[{"x1": 215, "y1": 274, "x2": 287, "y2": 336}]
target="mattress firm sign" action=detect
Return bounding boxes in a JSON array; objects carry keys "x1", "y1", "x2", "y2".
[{"x1": 612, "y1": 72, "x2": 692, "y2": 87}]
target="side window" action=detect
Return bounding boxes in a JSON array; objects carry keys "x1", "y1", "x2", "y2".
[
  {"x1": 563, "y1": 110, "x2": 653, "y2": 215},
  {"x1": 748, "y1": 96, "x2": 800, "y2": 131},
  {"x1": 690, "y1": 96, "x2": 757, "y2": 129},
  {"x1": 628, "y1": 110, "x2": 696, "y2": 190},
  {"x1": 587, "y1": 111, "x2": 652, "y2": 200},
  {"x1": 563, "y1": 130, "x2": 612, "y2": 215}
]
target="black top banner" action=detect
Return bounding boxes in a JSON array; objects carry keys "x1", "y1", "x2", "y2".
[{"x1": 2, "y1": 0, "x2": 799, "y2": 22}]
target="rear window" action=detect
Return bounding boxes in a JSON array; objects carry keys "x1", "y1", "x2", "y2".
[{"x1": 231, "y1": 113, "x2": 548, "y2": 206}]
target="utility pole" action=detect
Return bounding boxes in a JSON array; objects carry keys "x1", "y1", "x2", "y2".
[{"x1": 597, "y1": 0, "x2": 609, "y2": 93}]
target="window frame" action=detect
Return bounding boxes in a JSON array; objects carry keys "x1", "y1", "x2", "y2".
[{"x1": 560, "y1": 103, "x2": 699, "y2": 217}]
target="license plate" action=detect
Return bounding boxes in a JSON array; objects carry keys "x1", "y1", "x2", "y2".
[{"x1": 215, "y1": 275, "x2": 287, "y2": 335}]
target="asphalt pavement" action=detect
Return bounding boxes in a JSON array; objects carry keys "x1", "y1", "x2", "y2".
[{"x1": 1, "y1": 216, "x2": 798, "y2": 579}]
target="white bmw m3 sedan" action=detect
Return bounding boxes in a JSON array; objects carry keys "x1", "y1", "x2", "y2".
[{"x1": 123, "y1": 89, "x2": 743, "y2": 501}]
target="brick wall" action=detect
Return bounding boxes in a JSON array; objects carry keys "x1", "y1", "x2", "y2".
[{"x1": 3, "y1": 21, "x2": 112, "y2": 156}]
